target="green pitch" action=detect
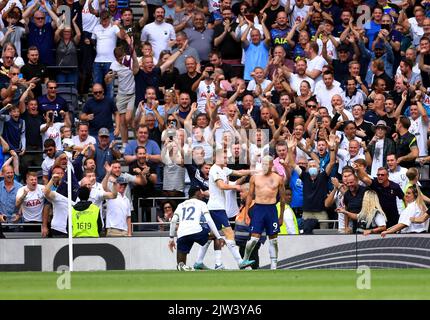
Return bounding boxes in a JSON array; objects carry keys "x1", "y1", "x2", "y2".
[{"x1": 1, "y1": 269, "x2": 429, "y2": 300}]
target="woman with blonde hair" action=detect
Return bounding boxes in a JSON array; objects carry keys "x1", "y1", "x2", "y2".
[
  {"x1": 381, "y1": 185, "x2": 429, "y2": 237},
  {"x1": 356, "y1": 190, "x2": 387, "y2": 235}
]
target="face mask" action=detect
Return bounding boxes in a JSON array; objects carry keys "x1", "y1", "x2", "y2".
[{"x1": 308, "y1": 167, "x2": 318, "y2": 176}]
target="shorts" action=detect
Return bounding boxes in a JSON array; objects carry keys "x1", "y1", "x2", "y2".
[
  {"x1": 116, "y1": 93, "x2": 135, "y2": 114},
  {"x1": 177, "y1": 229, "x2": 209, "y2": 254},
  {"x1": 209, "y1": 210, "x2": 231, "y2": 230},
  {"x1": 249, "y1": 203, "x2": 279, "y2": 236}
]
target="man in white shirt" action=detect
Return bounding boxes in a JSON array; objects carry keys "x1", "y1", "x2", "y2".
[
  {"x1": 43, "y1": 166, "x2": 72, "y2": 237},
  {"x1": 283, "y1": 58, "x2": 315, "y2": 95},
  {"x1": 194, "y1": 149, "x2": 254, "y2": 270},
  {"x1": 41, "y1": 139, "x2": 57, "y2": 185},
  {"x1": 140, "y1": 6, "x2": 176, "y2": 64},
  {"x1": 315, "y1": 70, "x2": 343, "y2": 115},
  {"x1": 409, "y1": 94, "x2": 429, "y2": 178},
  {"x1": 92, "y1": 10, "x2": 125, "y2": 99},
  {"x1": 71, "y1": 122, "x2": 96, "y2": 149},
  {"x1": 80, "y1": 168, "x2": 118, "y2": 225},
  {"x1": 386, "y1": 154, "x2": 408, "y2": 213},
  {"x1": 336, "y1": 140, "x2": 365, "y2": 174},
  {"x1": 105, "y1": 176, "x2": 132, "y2": 237},
  {"x1": 16, "y1": 171, "x2": 45, "y2": 223},
  {"x1": 40, "y1": 110, "x2": 71, "y2": 151},
  {"x1": 305, "y1": 41, "x2": 327, "y2": 82}
]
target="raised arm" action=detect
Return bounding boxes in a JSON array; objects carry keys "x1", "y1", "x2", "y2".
[
  {"x1": 354, "y1": 162, "x2": 372, "y2": 186},
  {"x1": 325, "y1": 133, "x2": 337, "y2": 175},
  {"x1": 138, "y1": 0, "x2": 149, "y2": 28}
]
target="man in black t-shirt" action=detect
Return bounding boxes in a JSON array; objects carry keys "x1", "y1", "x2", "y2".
[
  {"x1": 213, "y1": 7, "x2": 242, "y2": 64},
  {"x1": 340, "y1": 172, "x2": 366, "y2": 233},
  {"x1": 20, "y1": 99, "x2": 43, "y2": 178},
  {"x1": 175, "y1": 56, "x2": 201, "y2": 103},
  {"x1": 288, "y1": 135, "x2": 337, "y2": 229},
  {"x1": 356, "y1": 165, "x2": 404, "y2": 228},
  {"x1": 20, "y1": 47, "x2": 48, "y2": 98},
  {"x1": 128, "y1": 145, "x2": 158, "y2": 222},
  {"x1": 395, "y1": 116, "x2": 419, "y2": 169}
]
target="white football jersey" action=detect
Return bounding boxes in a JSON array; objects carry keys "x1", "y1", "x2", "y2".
[
  {"x1": 207, "y1": 164, "x2": 232, "y2": 211},
  {"x1": 16, "y1": 185, "x2": 45, "y2": 222},
  {"x1": 174, "y1": 199, "x2": 209, "y2": 238}
]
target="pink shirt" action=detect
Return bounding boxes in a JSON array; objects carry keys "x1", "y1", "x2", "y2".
[{"x1": 273, "y1": 157, "x2": 286, "y2": 180}]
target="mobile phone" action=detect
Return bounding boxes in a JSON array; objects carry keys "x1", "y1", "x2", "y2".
[
  {"x1": 381, "y1": 24, "x2": 390, "y2": 30},
  {"x1": 49, "y1": 112, "x2": 54, "y2": 122}
]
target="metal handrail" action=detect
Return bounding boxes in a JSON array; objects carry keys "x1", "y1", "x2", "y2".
[{"x1": 137, "y1": 197, "x2": 188, "y2": 223}]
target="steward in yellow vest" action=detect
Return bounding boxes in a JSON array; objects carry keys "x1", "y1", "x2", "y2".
[{"x1": 72, "y1": 187, "x2": 102, "y2": 238}]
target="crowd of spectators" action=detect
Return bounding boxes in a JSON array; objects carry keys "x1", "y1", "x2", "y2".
[{"x1": 0, "y1": 0, "x2": 430, "y2": 238}]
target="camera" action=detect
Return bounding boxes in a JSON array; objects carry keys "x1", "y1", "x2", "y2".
[
  {"x1": 167, "y1": 128, "x2": 176, "y2": 141},
  {"x1": 381, "y1": 24, "x2": 390, "y2": 31}
]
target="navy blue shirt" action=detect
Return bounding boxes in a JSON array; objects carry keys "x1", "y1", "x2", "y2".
[
  {"x1": 82, "y1": 97, "x2": 117, "y2": 136},
  {"x1": 37, "y1": 95, "x2": 69, "y2": 122},
  {"x1": 134, "y1": 67, "x2": 162, "y2": 107},
  {"x1": 370, "y1": 178, "x2": 404, "y2": 228},
  {"x1": 301, "y1": 169, "x2": 329, "y2": 212},
  {"x1": 28, "y1": 22, "x2": 55, "y2": 66}
]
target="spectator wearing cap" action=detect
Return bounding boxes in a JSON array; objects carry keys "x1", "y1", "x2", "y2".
[
  {"x1": 49, "y1": 150, "x2": 81, "y2": 201},
  {"x1": 80, "y1": 83, "x2": 120, "y2": 141},
  {"x1": 105, "y1": 160, "x2": 146, "y2": 220},
  {"x1": 104, "y1": 175, "x2": 132, "y2": 237},
  {"x1": 185, "y1": 12, "x2": 214, "y2": 63},
  {"x1": 322, "y1": 42, "x2": 353, "y2": 85},
  {"x1": 92, "y1": 10, "x2": 125, "y2": 99},
  {"x1": 89, "y1": 128, "x2": 121, "y2": 182}
]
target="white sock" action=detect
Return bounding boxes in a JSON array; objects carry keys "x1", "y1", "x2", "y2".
[
  {"x1": 269, "y1": 238, "x2": 278, "y2": 270},
  {"x1": 226, "y1": 239, "x2": 243, "y2": 265},
  {"x1": 196, "y1": 240, "x2": 211, "y2": 264},
  {"x1": 244, "y1": 236, "x2": 259, "y2": 261},
  {"x1": 215, "y1": 250, "x2": 222, "y2": 266}
]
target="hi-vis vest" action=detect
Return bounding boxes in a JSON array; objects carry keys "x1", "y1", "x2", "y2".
[
  {"x1": 71, "y1": 204, "x2": 100, "y2": 238},
  {"x1": 276, "y1": 203, "x2": 299, "y2": 235}
]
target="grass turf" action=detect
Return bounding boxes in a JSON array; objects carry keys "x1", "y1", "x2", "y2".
[{"x1": 0, "y1": 269, "x2": 429, "y2": 300}]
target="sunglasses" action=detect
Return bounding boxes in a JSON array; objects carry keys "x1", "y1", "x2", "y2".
[
  {"x1": 4, "y1": 56, "x2": 14, "y2": 60},
  {"x1": 34, "y1": 17, "x2": 45, "y2": 20},
  {"x1": 93, "y1": 91, "x2": 103, "y2": 94},
  {"x1": 48, "y1": 87, "x2": 57, "y2": 89}
]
